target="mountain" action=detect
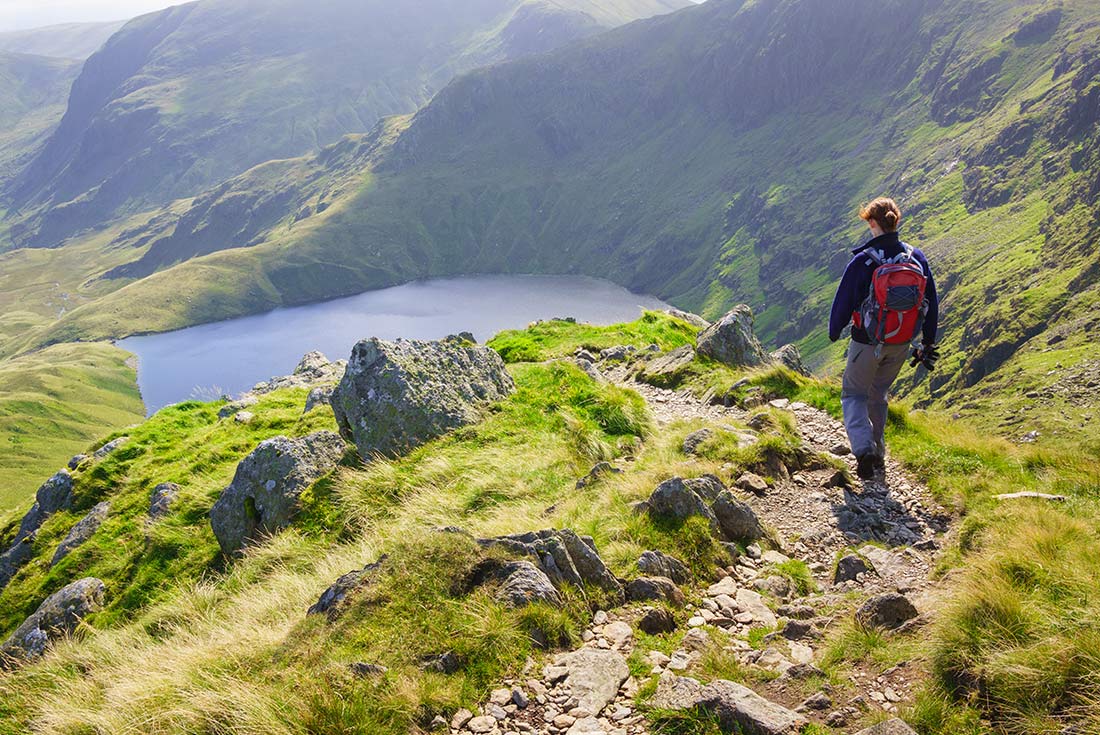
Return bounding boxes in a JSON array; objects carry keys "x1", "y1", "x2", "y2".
[
  {"x1": 1, "y1": 0, "x2": 691, "y2": 249},
  {"x1": 0, "y1": 21, "x2": 125, "y2": 60},
  {"x1": 40, "y1": 0, "x2": 1100, "y2": 434},
  {"x1": 0, "y1": 52, "x2": 80, "y2": 196}
]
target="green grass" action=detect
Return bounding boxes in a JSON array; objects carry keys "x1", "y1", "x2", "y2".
[
  {"x1": 0, "y1": 343, "x2": 143, "y2": 517},
  {"x1": 487, "y1": 311, "x2": 698, "y2": 363}
]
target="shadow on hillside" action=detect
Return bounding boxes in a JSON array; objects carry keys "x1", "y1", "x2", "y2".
[{"x1": 830, "y1": 482, "x2": 950, "y2": 547}]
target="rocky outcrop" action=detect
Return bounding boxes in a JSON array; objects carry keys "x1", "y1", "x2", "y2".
[
  {"x1": 92, "y1": 436, "x2": 129, "y2": 460},
  {"x1": 495, "y1": 561, "x2": 563, "y2": 608},
  {"x1": 856, "y1": 593, "x2": 918, "y2": 630},
  {"x1": 642, "y1": 475, "x2": 764, "y2": 542},
  {"x1": 304, "y1": 385, "x2": 334, "y2": 414},
  {"x1": 651, "y1": 672, "x2": 805, "y2": 735},
  {"x1": 253, "y1": 351, "x2": 347, "y2": 397},
  {"x1": 696, "y1": 305, "x2": 767, "y2": 368},
  {"x1": 0, "y1": 578, "x2": 105, "y2": 668},
  {"x1": 210, "y1": 431, "x2": 346, "y2": 554},
  {"x1": 308, "y1": 556, "x2": 389, "y2": 619},
  {"x1": 51, "y1": 502, "x2": 109, "y2": 566},
  {"x1": 148, "y1": 482, "x2": 181, "y2": 519},
  {"x1": 331, "y1": 336, "x2": 514, "y2": 461},
  {"x1": 0, "y1": 469, "x2": 74, "y2": 589},
  {"x1": 665, "y1": 308, "x2": 710, "y2": 329},
  {"x1": 478, "y1": 529, "x2": 624, "y2": 603},
  {"x1": 637, "y1": 550, "x2": 690, "y2": 584},
  {"x1": 636, "y1": 345, "x2": 696, "y2": 387},
  {"x1": 771, "y1": 344, "x2": 809, "y2": 375}
]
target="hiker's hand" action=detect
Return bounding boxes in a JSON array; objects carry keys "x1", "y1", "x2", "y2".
[{"x1": 918, "y1": 343, "x2": 940, "y2": 371}]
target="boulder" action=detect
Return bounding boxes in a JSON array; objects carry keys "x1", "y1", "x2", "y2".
[
  {"x1": 331, "y1": 336, "x2": 514, "y2": 461},
  {"x1": 479, "y1": 529, "x2": 623, "y2": 602},
  {"x1": 712, "y1": 494, "x2": 765, "y2": 542},
  {"x1": 855, "y1": 593, "x2": 918, "y2": 630},
  {"x1": 639, "y1": 607, "x2": 677, "y2": 635},
  {"x1": 308, "y1": 556, "x2": 388, "y2": 619},
  {"x1": 251, "y1": 351, "x2": 347, "y2": 396},
  {"x1": 304, "y1": 385, "x2": 335, "y2": 414},
  {"x1": 67, "y1": 454, "x2": 88, "y2": 470},
  {"x1": 51, "y1": 502, "x2": 110, "y2": 566},
  {"x1": 598, "y1": 345, "x2": 636, "y2": 361},
  {"x1": 210, "y1": 431, "x2": 346, "y2": 554},
  {"x1": 834, "y1": 554, "x2": 874, "y2": 584},
  {"x1": 625, "y1": 576, "x2": 684, "y2": 606},
  {"x1": 574, "y1": 358, "x2": 605, "y2": 382},
  {"x1": 736, "y1": 588, "x2": 777, "y2": 628},
  {"x1": 637, "y1": 550, "x2": 690, "y2": 584},
  {"x1": 0, "y1": 578, "x2": 105, "y2": 667},
  {"x1": 148, "y1": 482, "x2": 182, "y2": 519},
  {"x1": 771, "y1": 344, "x2": 809, "y2": 376},
  {"x1": 696, "y1": 305, "x2": 767, "y2": 367},
  {"x1": 576, "y1": 461, "x2": 621, "y2": 489},
  {"x1": 0, "y1": 469, "x2": 74, "y2": 588},
  {"x1": 682, "y1": 428, "x2": 714, "y2": 455},
  {"x1": 637, "y1": 345, "x2": 696, "y2": 386},
  {"x1": 495, "y1": 561, "x2": 563, "y2": 608},
  {"x1": 651, "y1": 673, "x2": 805, "y2": 735},
  {"x1": 93, "y1": 436, "x2": 129, "y2": 460},
  {"x1": 665, "y1": 308, "x2": 710, "y2": 329},
  {"x1": 853, "y1": 718, "x2": 919, "y2": 735},
  {"x1": 645, "y1": 477, "x2": 719, "y2": 533},
  {"x1": 552, "y1": 648, "x2": 629, "y2": 716},
  {"x1": 736, "y1": 472, "x2": 770, "y2": 495}
]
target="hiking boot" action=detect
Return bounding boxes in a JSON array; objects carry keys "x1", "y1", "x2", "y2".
[
  {"x1": 874, "y1": 454, "x2": 886, "y2": 476},
  {"x1": 856, "y1": 454, "x2": 876, "y2": 480}
]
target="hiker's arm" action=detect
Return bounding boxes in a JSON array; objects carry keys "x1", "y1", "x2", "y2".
[
  {"x1": 920, "y1": 254, "x2": 939, "y2": 345},
  {"x1": 829, "y1": 260, "x2": 858, "y2": 342}
]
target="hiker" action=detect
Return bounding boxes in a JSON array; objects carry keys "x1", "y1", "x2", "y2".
[{"x1": 829, "y1": 197, "x2": 939, "y2": 480}]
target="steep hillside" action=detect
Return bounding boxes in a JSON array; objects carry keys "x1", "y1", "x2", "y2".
[
  {"x1": 0, "y1": 52, "x2": 79, "y2": 196},
  {"x1": 0, "y1": 316, "x2": 1097, "y2": 735},
  {"x1": 1, "y1": 0, "x2": 690, "y2": 249},
  {"x1": 0, "y1": 22, "x2": 124, "y2": 60},
  {"x1": 39, "y1": 0, "x2": 1100, "y2": 436}
]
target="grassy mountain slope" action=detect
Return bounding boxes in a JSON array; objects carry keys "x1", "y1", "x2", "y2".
[
  {"x1": 0, "y1": 52, "x2": 79, "y2": 193},
  {"x1": 35, "y1": 0, "x2": 1100, "y2": 438},
  {"x1": 0, "y1": 21, "x2": 124, "y2": 60},
  {"x1": 0, "y1": 317, "x2": 1097, "y2": 734},
  {"x1": 1, "y1": 0, "x2": 690, "y2": 249},
  {"x1": 0, "y1": 343, "x2": 143, "y2": 517}
]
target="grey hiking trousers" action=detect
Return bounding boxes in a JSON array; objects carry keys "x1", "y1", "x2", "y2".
[{"x1": 841, "y1": 341, "x2": 910, "y2": 459}]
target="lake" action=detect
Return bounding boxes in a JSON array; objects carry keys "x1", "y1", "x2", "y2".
[{"x1": 119, "y1": 275, "x2": 671, "y2": 414}]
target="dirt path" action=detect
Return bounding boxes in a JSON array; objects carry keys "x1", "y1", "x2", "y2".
[{"x1": 450, "y1": 369, "x2": 954, "y2": 735}]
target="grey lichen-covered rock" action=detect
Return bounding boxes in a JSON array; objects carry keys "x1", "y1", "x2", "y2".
[
  {"x1": 495, "y1": 561, "x2": 563, "y2": 608},
  {"x1": 637, "y1": 345, "x2": 696, "y2": 387},
  {"x1": 771, "y1": 344, "x2": 809, "y2": 375},
  {"x1": 625, "y1": 576, "x2": 684, "y2": 606},
  {"x1": 148, "y1": 482, "x2": 182, "y2": 519},
  {"x1": 637, "y1": 550, "x2": 691, "y2": 584},
  {"x1": 51, "y1": 502, "x2": 109, "y2": 566},
  {"x1": 0, "y1": 578, "x2": 105, "y2": 668},
  {"x1": 252, "y1": 351, "x2": 347, "y2": 395},
  {"x1": 711, "y1": 493, "x2": 765, "y2": 542},
  {"x1": 598, "y1": 344, "x2": 637, "y2": 361},
  {"x1": 479, "y1": 529, "x2": 624, "y2": 602},
  {"x1": 834, "y1": 554, "x2": 874, "y2": 584},
  {"x1": 303, "y1": 385, "x2": 335, "y2": 414},
  {"x1": 646, "y1": 477, "x2": 720, "y2": 532},
  {"x1": 681, "y1": 428, "x2": 714, "y2": 455},
  {"x1": 696, "y1": 305, "x2": 767, "y2": 367},
  {"x1": 67, "y1": 454, "x2": 88, "y2": 470},
  {"x1": 652, "y1": 673, "x2": 806, "y2": 735},
  {"x1": 665, "y1": 308, "x2": 711, "y2": 329},
  {"x1": 93, "y1": 436, "x2": 129, "y2": 460},
  {"x1": 855, "y1": 593, "x2": 918, "y2": 630},
  {"x1": 331, "y1": 336, "x2": 514, "y2": 461},
  {"x1": 308, "y1": 556, "x2": 388, "y2": 619},
  {"x1": 853, "y1": 718, "x2": 919, "y2": 735},
  {"x1": 210, "y1": 431, "x2": 346, "y2": 554},
  {"x1": 0, "y1": 469, "x2": 75, "y2": 589}
]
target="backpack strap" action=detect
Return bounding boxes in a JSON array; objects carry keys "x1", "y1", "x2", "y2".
[{"x1": 864, "y1": 248, "x2": 886, "y2": 267}]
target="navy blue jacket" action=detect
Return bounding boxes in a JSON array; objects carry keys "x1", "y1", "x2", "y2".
[{"x1": 829, "y1": 232, "x2": 939, "y2": 345}]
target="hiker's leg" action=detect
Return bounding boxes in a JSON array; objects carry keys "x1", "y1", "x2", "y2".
[
  {"x1": 868, "y1": 344, "x2": 909, "y2": 456},
  {"x1": 841, "y1": 342, "x2": 877, "y2": 457}
]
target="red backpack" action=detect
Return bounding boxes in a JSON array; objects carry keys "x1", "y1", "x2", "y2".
[{"x1": 854, "y1": 244, "x2": 929, "y2": 352}]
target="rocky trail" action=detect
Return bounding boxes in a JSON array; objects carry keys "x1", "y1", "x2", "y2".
[{"x1": 448, "y1": 362, "x2": 956, "y2": 735}]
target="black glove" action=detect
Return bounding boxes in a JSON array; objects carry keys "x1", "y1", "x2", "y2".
[{"x1": 910, "y1": 343, "x2": 939, "y2": 371}]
